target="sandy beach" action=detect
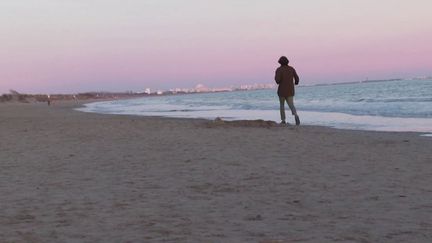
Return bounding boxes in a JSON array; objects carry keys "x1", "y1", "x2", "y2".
[{"x1": 1, "y1": 101, "x2": 431, "y2": 242}]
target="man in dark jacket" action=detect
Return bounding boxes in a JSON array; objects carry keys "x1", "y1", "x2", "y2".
[{"x1": 275, "y1": 56, "x2": 300, "y2": 125}]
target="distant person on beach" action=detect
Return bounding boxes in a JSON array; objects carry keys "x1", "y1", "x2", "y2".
[
  {"x1": 275, "y1": 56, "x2": 300, "y2": 125},
  {"x1": 47, "y1": 94, "x2": 51, "y2": 106}
]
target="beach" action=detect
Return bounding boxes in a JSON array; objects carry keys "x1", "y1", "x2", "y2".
[{"x1": 1, "y1": 101, "x2": 431, "y2": 242}]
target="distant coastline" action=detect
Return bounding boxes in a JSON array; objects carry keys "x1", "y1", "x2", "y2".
[
  {"x1": 2, "y1": 76, "x2": 431, "y2": 103},
  {"x1": 0, "y1": 84, "x2": 276, "y2": 103},
  {"x1": 308, "y1": 76, "x2": 432, "y2": 87}
]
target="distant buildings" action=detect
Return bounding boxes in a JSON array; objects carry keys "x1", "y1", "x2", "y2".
[
  {"x1": 0, "y1": 82, "x2": 277, "y2": 102},
  {"x1": 164, "y1": 82, "x2": 276, "y2": 94},
  {"x1": 237, "y1": 83, "x2": 276, "y2": 90},
  {"x1": 194, "y1": 84, "x2": 209, "y2": 92}
]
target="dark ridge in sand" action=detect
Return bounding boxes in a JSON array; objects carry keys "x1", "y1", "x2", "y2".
[{"x1": 207, "y1": 117, "x2": 280, "y2": 128}]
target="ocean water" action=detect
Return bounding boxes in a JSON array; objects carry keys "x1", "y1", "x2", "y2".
[{"x1": 78, "y1": 79, "x2": 432, "y2": 134}]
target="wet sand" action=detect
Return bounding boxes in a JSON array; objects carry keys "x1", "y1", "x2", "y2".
[{"x1": 1, "y1": 101, "x2": 431, "y2": 242}]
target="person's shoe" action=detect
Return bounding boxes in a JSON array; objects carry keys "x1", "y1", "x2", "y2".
[
  {"x1": 280, "y1": 121, "x2": 286, "y2": 125},
  {"x1": 295, "y1": 115, "x2": 300, "y2": 125}
]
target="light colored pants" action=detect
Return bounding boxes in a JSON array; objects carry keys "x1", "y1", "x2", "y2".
[{"x1": 279, "y1": 96, "x2": 297, "y2": 122}]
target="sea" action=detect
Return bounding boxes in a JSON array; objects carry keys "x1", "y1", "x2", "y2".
[{"x1": 78, "y1": 79, "x2": 432, "y2": 136}]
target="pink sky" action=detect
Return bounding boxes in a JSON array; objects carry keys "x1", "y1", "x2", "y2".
[{"x1": 1, "y1": 0, "x2": 431, "y2": 94}]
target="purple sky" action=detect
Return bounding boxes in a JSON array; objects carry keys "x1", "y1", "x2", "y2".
[{"x1": 1, "y1": 0, "x2": 432, "y2": 94}]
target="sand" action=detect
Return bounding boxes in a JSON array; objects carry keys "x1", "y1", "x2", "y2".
[{"x1": 1, "y1": 101, "x2": 431, "y2": 242}]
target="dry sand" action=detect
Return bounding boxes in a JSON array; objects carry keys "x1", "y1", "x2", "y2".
[{"x1": 1, "y1": 101, "x2": 431, "y2": 242}]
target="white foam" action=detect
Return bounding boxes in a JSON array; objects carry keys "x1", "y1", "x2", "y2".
[{"x1": 78, "y1": 102, "x2": 432, "y2": 134}]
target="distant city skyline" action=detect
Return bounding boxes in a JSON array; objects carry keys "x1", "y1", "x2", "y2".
[{"x1": 1, "y1": 0, "x2": 432, "y2": 94}]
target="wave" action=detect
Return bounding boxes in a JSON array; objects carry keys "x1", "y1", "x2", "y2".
[
  {"x1": 353, "y1": 97, "x2": 432, "y2": 103},
  {"x1": 77, "y1": 79, "x2": 432, "y2": 133}
]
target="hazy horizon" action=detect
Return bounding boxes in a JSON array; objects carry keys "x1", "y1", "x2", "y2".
[{"x1": 1, "y1": 0, "x2": 432, "y2": 94}]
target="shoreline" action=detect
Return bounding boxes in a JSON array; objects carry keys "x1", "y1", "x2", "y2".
[
  {"x1": 4, "y1": 98, "x2": 431, "y2": 137},
  {"x1": 77, "y1": 99, "x2": 432, "y2": 136},
  {"x1": 1, "y1": 101, "x2": 432, "y2": 242}
]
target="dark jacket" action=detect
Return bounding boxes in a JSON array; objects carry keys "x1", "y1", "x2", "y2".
[{"x1": 275, "y1": 65, "x2": 299, "y2": 97}]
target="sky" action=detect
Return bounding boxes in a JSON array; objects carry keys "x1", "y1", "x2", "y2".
[{"x1": 1, "y1": 0, "x2": 432, "y2": 94}]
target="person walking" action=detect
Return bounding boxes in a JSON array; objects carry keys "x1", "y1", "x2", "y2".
[{"x1": 274, "y1": 56, "x2": 300, "y2": 125}]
